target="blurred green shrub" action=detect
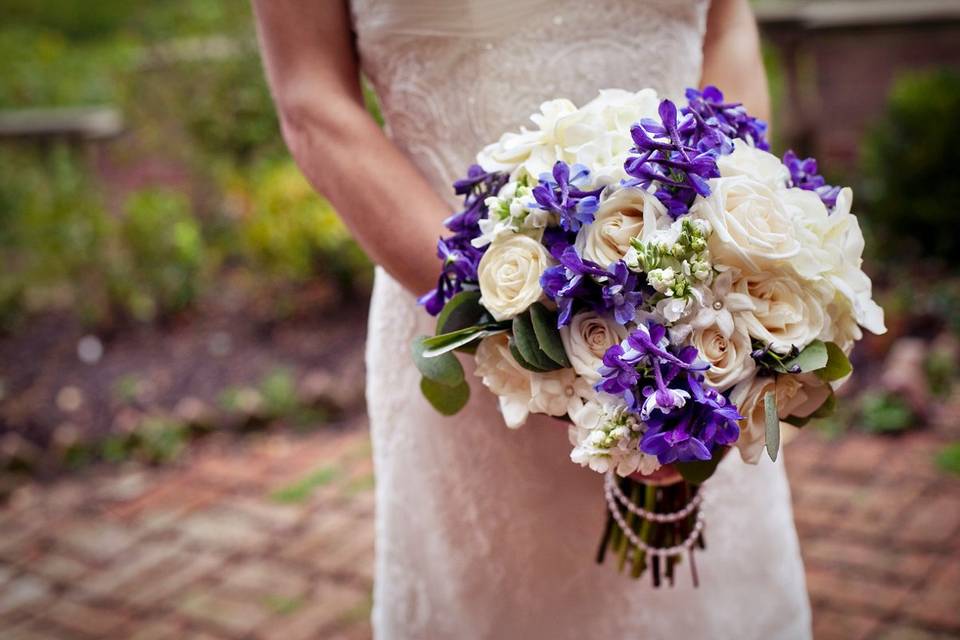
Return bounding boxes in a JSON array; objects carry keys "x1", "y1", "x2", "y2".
[
  {"x1": 222, "y1": 160, "x2": 371, "y2": 291},
  {"x1": 861, "y1": 69, "x2": 960, "y2": 263},
  {"x1": 110, "y1": 189, "x2": 207, "y2": 322},
  {"x1": 0, "y1": 145, "x2": 112, "y2": 329},
  {"x1": 858, "y1": 391, "x2": 916, "y2": 434}
]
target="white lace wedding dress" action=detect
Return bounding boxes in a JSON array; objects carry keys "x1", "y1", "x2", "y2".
[{"x1": 353, "y1": 1, "x2": 812, "y2": 638}]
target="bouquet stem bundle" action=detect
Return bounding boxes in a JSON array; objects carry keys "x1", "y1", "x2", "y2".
[{"x1": 597, "y1": 476, "x2": 705, "y2": 587}]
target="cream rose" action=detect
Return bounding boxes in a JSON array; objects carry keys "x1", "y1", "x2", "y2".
[
  {"x1": 560, "y1": 311, "x2": 629, "y2": 383},
  {"x1": 731, "y1": 373, "x2": 831, "y2": 463},
  {"x1": 733, "y1": 271, "x2": 827, "y2": 354},
  {"x1": 716, "y1": 139, "x2": 790, "y2": 190},
  {"x1": 477, "y1": 233, "x2": 553, "y2": 321},
  {"x1": 690, "y1": 325, "x2": 755, "y2": 392},
  {"x1": 692, "y1": 175, "x2": 802, "y2": 273},
  {"x1": 474, "y1": 334, "x2": 533, "y2": 428},
  {"x1": 574, "y1": 187, "x2": 664, "y2": 266}
]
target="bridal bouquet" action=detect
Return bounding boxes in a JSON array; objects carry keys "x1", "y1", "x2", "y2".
[{"x1": 412, "y1": 87, "x2": 885, "y2": 586}]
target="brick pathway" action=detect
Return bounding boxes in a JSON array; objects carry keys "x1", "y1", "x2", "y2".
[{"x1": 0, "y1": 421, "x2": 958, "y2": 639}]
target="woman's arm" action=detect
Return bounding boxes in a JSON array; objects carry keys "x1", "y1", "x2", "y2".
[
  {"x1": 701, "y1": 0, "x2": 770, "y2": 121},
  {"x1": 251, "y1": 0, "x2": 451, "y2": 296}
]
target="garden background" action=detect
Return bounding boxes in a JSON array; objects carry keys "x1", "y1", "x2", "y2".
[{"x1": 0, "y1": 1, "x2": 959, "y2": 638}]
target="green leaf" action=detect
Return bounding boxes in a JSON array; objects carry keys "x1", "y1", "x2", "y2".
[
  {"x1": 816, "y1": 342, "x2": 853, "y2": 382},
  {"x1": 764, "y1": 390, "x2": 780, "y2": 462},
  {"x1": 508, "y1": 337, "x2": 551, "y2": 372},
  {"x1": 419, "y1": 377, "x2": 470, "y2": 416},
  {"x1": 783, "y1": 340, "x2": 828, "y2": 373},
  {"x1": 676, "y1": 454, "x2": 725, "y2": 484},
  {"x1": 435, "y1": 290, "x2": 485, "y2": 335},
  {"x1": 411, "y1": 336, "x2": 464, "y2": 387},
  {"x1": 512, "y1": 312, "x2": 563, "y2": 371},
  {"x1": 421, "y1": 325, "x2": 507, "y2": 358},
  {"x1": 528, "y1": 302, "x2": 571, "y2": 367}
]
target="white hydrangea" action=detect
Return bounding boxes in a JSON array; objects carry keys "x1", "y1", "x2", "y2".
[{"x1": 476, "y1": 89, "x2": 661, "y2": 184}]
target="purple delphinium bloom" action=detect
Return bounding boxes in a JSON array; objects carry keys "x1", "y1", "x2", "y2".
[
  {"x1": 596, "y1": 322, "x2": 742, "y2": 464},
  {"x1": 624, "y1": 99, "x2": 721, "y2": 218},
  {"x1": 683, "y1": 86, "x2": 770, "y2": 152},
  {"x1": 532, "y1": 162, "x2": 604, "y2": 232},
  {"x1": 540, "y1": 246, "x2": 643, "y2": 327},
  {"x1": 419, "y1": 165, "x2": 508, "y2": 315},
  {"x1": 783, "y1": 150, "x2": 842, "y2": 210}
]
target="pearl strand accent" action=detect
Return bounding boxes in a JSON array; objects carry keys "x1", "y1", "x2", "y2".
[
  {"x1": 603, "y1": 473, "x2": 705, "y2": 558},
  {"x1": 605, "y1": 472, "x2": 702, "y2": 523}
]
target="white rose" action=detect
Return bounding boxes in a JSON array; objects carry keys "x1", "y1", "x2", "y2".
[
  {"x1": 717, "y1": 139, "x2": 790, "y2": 190},
  {"x1": 733, "y1": 270, "x2": 827, "y2": 354},
  {"x1": 575, "y1": 187, "x2": 665, "y2": 267},
  {"x1": 560, "y1": 311, "x2": 629, "y2": 384},
  {"x1": 690, "y1": 325, "x2": 756, "y2": 392},
  {"x1": 474, "y1": 334, "x2": 534, "y2": 428},
  {"x1": 692, "y1": 175, "x2": 802, "y2": 274},
  {"x1": 477, "y1": 233, "x2": 553, "y2": 321},
  {"x1": 731, "y1": 373, "x2": 832, "y2": 464},
  {"x1": 779, "y1": 187, "x2": 834, "y2": 280},
  {"x1": 818, "y1": 188, "x2": 886, "y2": 337}
]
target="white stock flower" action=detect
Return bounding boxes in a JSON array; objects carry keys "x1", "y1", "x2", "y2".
[
  {"x1": 477, "y1": 233, "x2": 553, "y2": 321},
  {"x1": 567, "y1": 398, "x2": 660, "y2": 476},
  {"x1": 730, "y1": 373, "x2": 831, "y2": 464},
  {"x1": 474, "y1": 334, "x2": 534, "y2": 428},
  {"x1": 690, "y1": 324, "x2": 756, "y2": 392},
  {"x1": 527, "y1": 368, "x2": 595, "y2": 418},
  {"x1": 476, "y1": 89, "x2": 661, "y2": 183},
  {"x1": 690, "y1": 270, "x2": 756, "y2": 338},
  {"x1": 574, "y1": 187, "x2": 664, "y2": 267},
  {"x1": 692, "y1": 175, "x2": 802, "y2": 274},
  {"x1": 717, "y1": 139, "x2": 790, "y2": 190},
  {"x1": 559, "y1": 311, "x2": 629, "y2": 384}
]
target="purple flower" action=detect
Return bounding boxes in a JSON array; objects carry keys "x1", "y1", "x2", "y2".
[
  {"x1": 783, "y1": 150, "x2": 841, "y2": 210},
  {"x1": 540, "y1": 246, "x2": 643, "y2": 327},
  {"x1": 624, "y1": 99, "x2": 721, "y2": 218},
  {"x1": 420, "y1": 165, "x2": 508, "y2": 315},
  {"x1": 596, "y1": 322, "x2": 741, "y2": 464},
  {"x1": 532, "y1": 162, "x2": 604, "y2": 232},
  {"x1": 683, "y1": 86, "x2": 770, "y2": 152}
]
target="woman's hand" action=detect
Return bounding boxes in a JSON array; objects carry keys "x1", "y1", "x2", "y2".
[
  {"x1": 701, "y1": 0, "x2": 771, "y2": 122},
  {"x1": 251, "y1": 0, "x2": 452, "y2": 296}
]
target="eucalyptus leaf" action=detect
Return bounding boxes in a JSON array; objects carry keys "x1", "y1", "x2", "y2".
[
  {"x1": 764, "y1": 390, "x2": 780, "y2": 462},
  {"x1": 512, "y1": 313, "x2": 563, "y2": 371},
  {"x1": 435, "y1": 290, "x2": 485, "y2": 335},
  {"x1": 817, "y1": 342, "x2": 853, "y2": 382},
  {"x1": 528, "y1": 302, "x2": 571, "y2": 367},
  {"x1": 509, "y1": 337, "x2": 551, "y2": 372},
  {"x1": 783, "y1": 340, "x2": 828, "y2": 373},
  {"x1": 676, "y1": 454, "x2": 724, "y2": 484},
  {"x1": 420, "y1": 377, "x2": 470, "y2": 416},
  {"x1": 421, "y1": 325, "x2": 507, "y2": 358},
  {"x1": 411, "y1": 336, "x2": 464, "y2": 387}
]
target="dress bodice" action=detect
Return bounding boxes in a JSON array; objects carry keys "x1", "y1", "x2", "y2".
[{"x1": 350, "y1": 0, "x2": 710, "y2": 205}]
